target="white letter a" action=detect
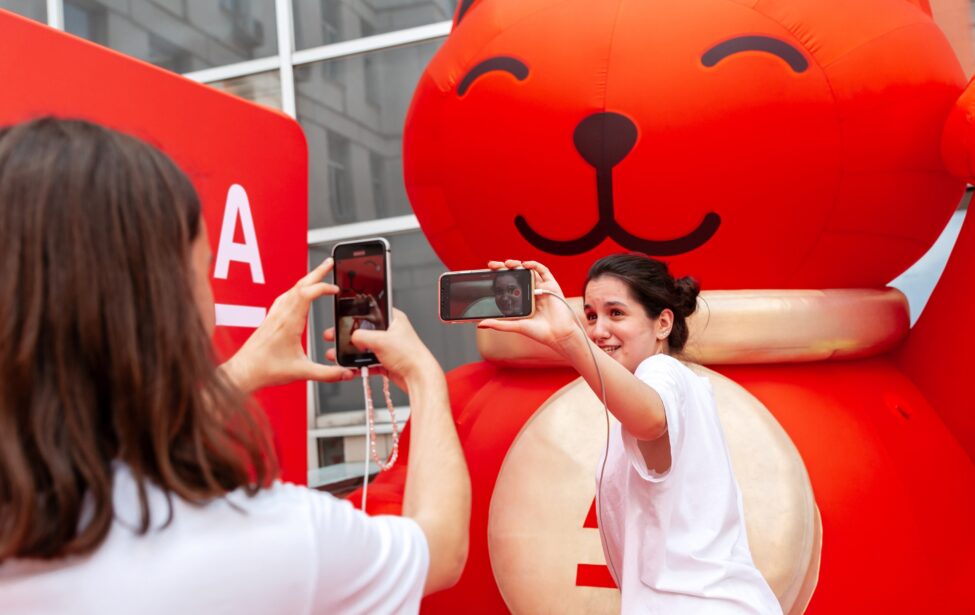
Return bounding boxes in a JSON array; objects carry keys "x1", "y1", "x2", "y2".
[{"x1": 214, "y1": 184, "x2": 265, "y2": 284}]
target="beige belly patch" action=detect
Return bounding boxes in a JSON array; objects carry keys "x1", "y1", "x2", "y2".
[{"x1": 487, "y1": 366, "x2": 821, "y2": 614}]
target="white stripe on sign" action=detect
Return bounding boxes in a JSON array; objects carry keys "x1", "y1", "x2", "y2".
[{"x1": 215, "y1": 304, "x2": 267, "y2": 328}]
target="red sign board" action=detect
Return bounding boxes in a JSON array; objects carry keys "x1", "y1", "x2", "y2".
[{"x1": 0, "y1": 10, "x2": 309, "y2": 483}]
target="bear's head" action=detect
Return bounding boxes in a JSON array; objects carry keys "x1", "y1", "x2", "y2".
[{"x1": 404, "y1": 0, "x2": 966, "y2": 291}]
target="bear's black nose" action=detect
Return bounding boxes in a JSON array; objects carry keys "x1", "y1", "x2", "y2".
[{"x1": 573, "y1": 112, "x2": 638, "y2": 170}]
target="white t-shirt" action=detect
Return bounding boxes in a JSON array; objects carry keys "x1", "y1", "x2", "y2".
[
  {"x1": 596, "y1": 354, "x2": 782, "y2": 615},
  {"x1": 0, "y1": 465, "x2": 429, "y2": 615}
]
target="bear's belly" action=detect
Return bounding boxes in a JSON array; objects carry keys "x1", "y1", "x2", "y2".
[{"x1": 487, "y1": 366, "x2": 819, "y2": 615}]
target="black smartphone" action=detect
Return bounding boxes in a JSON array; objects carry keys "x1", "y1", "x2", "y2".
[
  {"x1": 439, "y1": 268, "x2": 535, "y2": 322},
  {"x1": 332, "y1": 238, "x2": 391, "y2": 367}
]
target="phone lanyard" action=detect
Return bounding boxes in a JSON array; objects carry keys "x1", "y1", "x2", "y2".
[{"x1": 361, "y1": 366, "x2": 400, "y2": 471}]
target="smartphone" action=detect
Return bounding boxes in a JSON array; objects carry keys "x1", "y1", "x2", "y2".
[
  {"x1": 332, "y1": 238, "x2": 391, "y2": 367},
  {"x1": 439, "y1": 268, "x2": 535, "y2": 322}
]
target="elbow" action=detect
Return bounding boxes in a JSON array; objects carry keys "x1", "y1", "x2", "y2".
[
  {"x1": 629, "y1": 415, "x2": 667, "y2": 442},
  {"x1": 418, "y1": 517, "x2": 470, "y2": 595},
  {"x1": 424, "y1": 536, "x2": 468, "y2": 594},
  {"x1": 441, "y1": 534, "x2": 469, "y2": 590}
]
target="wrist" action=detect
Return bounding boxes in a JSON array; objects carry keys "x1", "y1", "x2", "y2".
[
  {"x1": 554, "y1": 326, "x2": 591, "y2": 360},
  {"x1": 403, "y1": 353, "x2": 445, "y2": 389},
  {"x1": 223, "y1": 355, "x2": 259, "y2": 394}
]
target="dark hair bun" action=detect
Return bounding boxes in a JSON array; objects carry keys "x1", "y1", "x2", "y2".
[{"x1": 673, "y1": 276, "x2": 700, "y2": 318}]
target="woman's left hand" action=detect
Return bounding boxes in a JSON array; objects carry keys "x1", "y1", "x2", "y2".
[
  {"x1": 222, "y1": 258, "x2": 357, "y2": 393},
  {"x1": 477, "y1": 259, "x2": 584, "y2": 355}
]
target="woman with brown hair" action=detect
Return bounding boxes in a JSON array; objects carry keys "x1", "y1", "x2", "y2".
[
  {"x1": 0, "y1": 118, "x2": 469, "y2": 613},
  {"x1": 479, "y1": 255, "x2": 780, "y2": 614}
]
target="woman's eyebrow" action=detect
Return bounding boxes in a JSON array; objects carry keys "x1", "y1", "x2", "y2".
[{"x1": 585, "y1": 300, "x2": 628, "y2": 310}]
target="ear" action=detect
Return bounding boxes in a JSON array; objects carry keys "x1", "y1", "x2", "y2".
[
  {"x1": 942, "y1": 76, "x2": 975, "y2": 181},
  {"x1": 903, "y1": 0, "x2": 933, "y2": 17},
  {"x1": 454, "y1": 0, "x2": 483, "y2": 27},
  {"x1": 656, "y1": 309, "x2": 674, "y2": 340}
]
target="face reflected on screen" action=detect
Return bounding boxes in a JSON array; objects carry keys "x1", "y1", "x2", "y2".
[{"x1": 493, "y1": 272, "x2": 524, "y2": 316}]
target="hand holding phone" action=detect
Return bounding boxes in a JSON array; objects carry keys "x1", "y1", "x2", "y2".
[
  {"x1": 475, "y1": 260, "x2": 586, "y2": 359},
  {"x1": 439, "y1": 268, "x2": 535, "y2": 322},
  {"x1": 332, "y1": 238, "x2": 391, "y2": 366},
  {"x1": 223, "y1": 257, "x2": 356, "y2": 392}
]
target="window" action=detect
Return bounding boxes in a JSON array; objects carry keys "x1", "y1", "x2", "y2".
[
  {"x1": 65, "y1": 0, "x2": 278, "y2": 73},
  {"x1": 370, "y1": 152, "x2": 388, "y2": 218},
  {"x1": 206, "y1": 71, "x2": 283, "y2": 110},
  {"x1": 64, "y1": 0, "x2": 106, "y2": 42},
  {"x1": 297, "y1": 40, "x2": 443, "y2": 229},
  {"x1": 361, "y1": 19, "x2": 381, "y2": 107},
  {"x1": 321, "y1": 0, "x2": 341, "y2": 44},
  {"x1": 327, "y1": 130, "x2": 355, "y2": 224},
  {"x1": 0, "y1": 0, "x2": 45, "y2": 23},
  {"x1": 148, "y1": 32, "x2": 192, "y2": 73},
  {"x1": 292, "y1": 0, "x2": 456, "y2": 49}
]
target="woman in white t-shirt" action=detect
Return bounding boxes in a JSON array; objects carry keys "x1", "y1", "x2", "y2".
[
  {"x1": 0, "y1": 118, "x2": 470, "y2": 614},
  {"x1": 479, "y1": 254, "x2": 781, "y2": 614}
]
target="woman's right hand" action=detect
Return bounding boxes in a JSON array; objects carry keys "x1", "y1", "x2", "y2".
[
  {"x1": 477, "y1": 260, "x2": 585, "y2": 356},
  {"x1": 324, "y1": 308, "x2": 442, "y2": 391}
]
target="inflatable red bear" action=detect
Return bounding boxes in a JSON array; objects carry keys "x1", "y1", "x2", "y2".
[{"x1": 356, "y1": 1, "x2": 975, "y2": 613}]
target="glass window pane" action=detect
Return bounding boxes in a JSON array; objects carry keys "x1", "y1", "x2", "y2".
[
  {"x1": 0, "y1": 0, "x2": 45, "y2": 22},
  {"x1": 297, "y1": 38, "x2": 444, "y2": 229},
  {"x1": 292, "y1": 0, "x2": 456, "y2": 50},
  {"x1": 206, "y1": 70, "x2": 282, "y2": 110},
  {"x1": 309, "y1": 230, "x2": 481, "y2": 416},
  {"x1": 63, "y1": 0, "x2": 278, "y2": 73}
]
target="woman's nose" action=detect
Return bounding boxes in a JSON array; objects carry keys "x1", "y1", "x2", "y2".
[{"x1": 589, "y1": 319, "x2": 609, "y2": 340}]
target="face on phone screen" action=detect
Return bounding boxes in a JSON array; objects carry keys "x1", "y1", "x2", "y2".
[
  {"x1": 333, "y1": 240, "x2": 389, "y2": 365},
  {"x1": 440, "y1": 269, "x2": 534, "y2": 321}
]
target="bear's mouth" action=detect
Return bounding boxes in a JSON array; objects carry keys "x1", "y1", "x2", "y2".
[
  {"x1": 514, "y1": 111, "x2": 721, "y2": 256},
  {"x1": 515, "y1": 210, "x2": 721, "y2": 256}
]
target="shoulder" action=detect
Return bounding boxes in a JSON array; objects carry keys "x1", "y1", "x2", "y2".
[
  {"x1": 214, "y1": 481, "x2": 353, "y2": 537},
  {"x1": 229, "y1": 483, "x2": 426, "y2": 550},
  {"x1": 226, "y1": 481, "x2": 344, "y2": 517},
  {"x1": 634, "y1": 353, "x2": 689, "y2": 380},
  {"x1": 633, "y1": 354, "x2": 703, "y2": 408}
]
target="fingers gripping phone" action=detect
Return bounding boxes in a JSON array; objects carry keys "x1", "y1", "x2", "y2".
[
  {"x1": 332, "y1": 238, "x2": 391, "y2": 366},
  {"x1": 439, "y1": 268, "x2": 535, "y2": 323}
]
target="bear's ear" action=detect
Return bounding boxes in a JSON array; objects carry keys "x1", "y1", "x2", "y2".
[
  {"x1": 453, "y1": 0, "x2": 483, "y2": 27},
  {"x1": 942, "y1": 78, "x2": 975, "y2": 181},
  {"x1": 902, "y1": 0, "x2": 932, "y2": 17}
]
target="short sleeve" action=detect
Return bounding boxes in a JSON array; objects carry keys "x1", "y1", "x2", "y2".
[
  {"x1": 305, "y1": 491, "x2": 429, "y2": 614},
  {"x1": 621, "y1": 354, "x2": 686, "y2": 482}
]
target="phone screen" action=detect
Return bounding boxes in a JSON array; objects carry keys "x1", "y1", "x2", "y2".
[
  {"x1": 440, "y1": 269, "x2": 534, "y2": 321},
  {"x1": 333, "y1": 239, "x2": 390, "y2": 366}
]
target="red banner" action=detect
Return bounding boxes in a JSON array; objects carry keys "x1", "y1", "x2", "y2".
[{"x1": 0, "y1": 10, "x2": 309, "y2": 483}]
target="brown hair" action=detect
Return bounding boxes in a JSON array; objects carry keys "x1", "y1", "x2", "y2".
[
  {"x1": 584, "y1": 253, "x2": 700, "y2": 352},
  {"x1": 0, "y1": 117, "x2": 276, "y2": 562}
]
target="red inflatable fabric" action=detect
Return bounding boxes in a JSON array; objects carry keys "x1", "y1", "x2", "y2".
[
  {"x1": 404, "y1": 0, "x2": 965, "y2": 291},
  {"x1": 359, "y1": 0, "x2": 975, "y2": 612}
]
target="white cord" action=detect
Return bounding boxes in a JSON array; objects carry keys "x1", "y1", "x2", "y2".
[
  {"x1": 533, "y1": 288, "x2": 620, "y2": 586},
  {"x1": 361, "y1": 366, "x2": 370, "y2": 511}
]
